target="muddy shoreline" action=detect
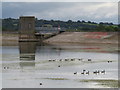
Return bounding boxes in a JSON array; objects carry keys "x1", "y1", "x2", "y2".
[{"x1": 2, "y1": 32, "x2": 118, "y2": 46}]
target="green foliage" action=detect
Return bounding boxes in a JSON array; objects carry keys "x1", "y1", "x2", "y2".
[
  {"x1": 2, "y1": 18, "x2": 119, "y2": 32},
  {"x1": 2, "y1": 18, "x2": 19, "y2": 31}
]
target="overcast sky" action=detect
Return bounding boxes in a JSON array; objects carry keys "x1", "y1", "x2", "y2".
[
  {"x1": 2, "y1": 2, "x2": 118, "y2": 24},
  {"x1": 2, "y1": 0, "x2": 119, "y2": 2}
]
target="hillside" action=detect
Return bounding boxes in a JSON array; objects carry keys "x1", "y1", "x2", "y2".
[
  {"x1": 44, "y1": 32, "x2": 118, "y2": 44},
  {"x1": 2, "y1": 18, "x2": 119, "y2": 31}
]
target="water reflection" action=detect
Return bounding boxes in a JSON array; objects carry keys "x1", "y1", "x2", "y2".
[
  {"x1": 19, "y1": 42, "x2": 37, "y2": 60},
  {"x1": 19, "y1": 42, "x2": 37, "y2": 68},
  {"x1": 36, "y1": 45, "x2": 62, "y2": 60}
]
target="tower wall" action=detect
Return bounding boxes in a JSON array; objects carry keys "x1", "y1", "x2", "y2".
[{"x1": 19, "y1": 16, "x2": 36, "y2": 41}]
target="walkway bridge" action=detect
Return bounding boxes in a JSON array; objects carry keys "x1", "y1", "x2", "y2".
[
  {"x1": 35, "y1": 27, "x2": 66, "y2": 40},
  {"x1": 35, "y1": 27, "x2": 66, "y2": 34}
]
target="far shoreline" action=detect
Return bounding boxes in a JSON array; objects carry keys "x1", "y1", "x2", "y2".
[{"x1": 1, "y1": 31, "x2": 118, "y2": 46}]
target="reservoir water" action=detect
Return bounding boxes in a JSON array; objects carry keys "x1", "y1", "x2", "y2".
[{"x1": 1, "y1": 42, "x2": 118, "y2": 88}]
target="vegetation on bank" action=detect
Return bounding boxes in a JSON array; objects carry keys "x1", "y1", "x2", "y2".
[
  {"x1": 79, "y1": 79, "x2": 119, "y2": 88},
  {"x1": 2, "y1": 18, "x2": 119, "y2": 32}
]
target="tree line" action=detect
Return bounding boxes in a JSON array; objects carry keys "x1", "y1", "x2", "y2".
[{"x1": 2, "y1": 18, "x2": 119, "y2": 32}]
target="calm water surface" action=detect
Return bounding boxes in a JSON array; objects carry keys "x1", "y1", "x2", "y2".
[{"x1": 2, "y1": 42, "x2": 118, "y2": 88}]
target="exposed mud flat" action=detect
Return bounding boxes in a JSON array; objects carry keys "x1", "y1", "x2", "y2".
[{"x1": 44, "y1": 32, "x2": 118, "y2": 44}]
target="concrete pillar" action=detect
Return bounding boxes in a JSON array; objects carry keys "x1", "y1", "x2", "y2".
[{"x1": 19, "y1": 16, "x2": 37, "y2": 41}]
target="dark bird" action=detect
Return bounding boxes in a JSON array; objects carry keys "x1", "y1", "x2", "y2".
[
  {"x1": 93, "y1": 71, "x2": 98, "y2": 74},
  {"x1": 74, "y1": 72, "x2": 77, "y2": 75},
  {"x1": 40, "y1": 83, "x2": 42, "y2": 85},
  {"x1": 3, "y1": 67, "x2": 9, "y2": 69},
  {"x1": 97, "y1": 70, "x2": 100, "y2": 74},
  {"x1": 71, "y1": 59, "x2": 75, "y2": 61},
  {"x1": 86, "y1": 71, "x2": 89, "y2": 75},
  {"x1": 81, "y1": 72, "x2": 84, "y2": 75},
  {"x1": 83, "y1": 70, "x2": 86, "y2": 72},
  {"x1": 53, "y1": 60, "x2": 55, "y2": 61},
  {"x1": 71, "y1": 59, "x2": 74, "y2": 61},
  {"x1": 78, "y1": 58, "x2": 82, "y2": 61},
  {"x1": 65, "y1": 59, "x2": 69, "y2": 61},
  {"x1": 81, "y1": 70, "x2": 86, "y2": 74},
  {"x1": 101, "y1": 70, "x2": 105, "y2": 74},
  {"x1": 88, "y1": 59, "x2": 92, "y2": 61},
  {"x1": 58, "y1": 65, "x2": 61, "y2": 67},
  {"x1": 59, "y1": 59, "x2": 62, "y2": 61},
  {"x1": 107, "y1": 61, "x2": 110, "y2": 63},
  {"x1": 108, "y1": 61, "x2": 112, "y2": 63},
  {"x1": 3, "y1": 67, "x2": 6, "y2": 69}
]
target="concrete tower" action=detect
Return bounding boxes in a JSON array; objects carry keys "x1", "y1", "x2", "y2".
[{"x1": 19, "y1": 16, "x2": 36, "y2": 41}]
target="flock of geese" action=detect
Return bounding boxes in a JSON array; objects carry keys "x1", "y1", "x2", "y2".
[
  {"x1": 3, "y1": 58, "x2": 112, "y2": 71},
  {"x1": 48, "y1": 58, "x2": 113, "y2": 76},
  {"x1": 48, "y1": 58, "x2": 113, "y2": 63},
  {"x1": 2, "y1": 58, "x2": 113, "y2": 86},
  {"x1": 74, "y1": 69, "x2": 106, "y2": 75},
  {"x1": 48, "y1": 58, "x2": 91, "y2": 62}
]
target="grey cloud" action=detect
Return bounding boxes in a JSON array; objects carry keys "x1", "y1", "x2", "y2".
[{"x1": 2, "y1": 2, "x2": 118, "y2": 24}]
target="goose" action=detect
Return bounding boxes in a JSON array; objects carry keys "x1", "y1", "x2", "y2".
[
  {"x1": 71, "y1": 59, "x2": 75, "y2": 61},
  {"x1": 86, "y1": 71, "x2": 89, "y2": 75},
  {"x1": 93, "y1": 71, "x2": 98, "y2": 74},
  {"x1": 65, "y1": 59, "x2": 69, "y2": 61},
  {"x1": 81, "y1": 72, "x2": 84, "y2": 75},
  {"x1": 3, "y1": 67, "x2": 9, "y2": 69},
  {"x1": 101, "y1": 70, "x2": 105, "y2": 74},
  {"x1": 88, "y1": 59, "x2": 92, "y2": 61},
  {"x1": 81, "y1": 70, "x2": 86, "y2": 74},
  {"x1": 74, "y1": 72, "x2": 77, "y2": 75},
  {"x1": 49, "y1": 60, "x2": 52, "y2": 62},
  {"x1": 53, "y1": 60, "x2": 55, "y2": 61},
  {"x1": 78, "y1": 58, "x2": 82, "y2": 61},
  {"x1": 3, "y1": 67, "x2": 6, "y2": 69},
  {"x1": 40, "y1": 83, "x2": 42, "y2": 85},
  {"x1": 83, "y1": 70, "x2": 86, "y2": 72},
  {"x1": 97, "y1": 70, "x2": 100, "y2": 74},
  {"x1": 59, "y1": 59, "x2": 62, "y2": 61},
  {"x1": 110, "y1": 61, "x2": 112, "y2": 62},
  {"x1": 108, "y1": 61, "x2": 112, "y2": 63},
  {"x1": 71, "y1": 59, "x2": 74, "y2": 61}
]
